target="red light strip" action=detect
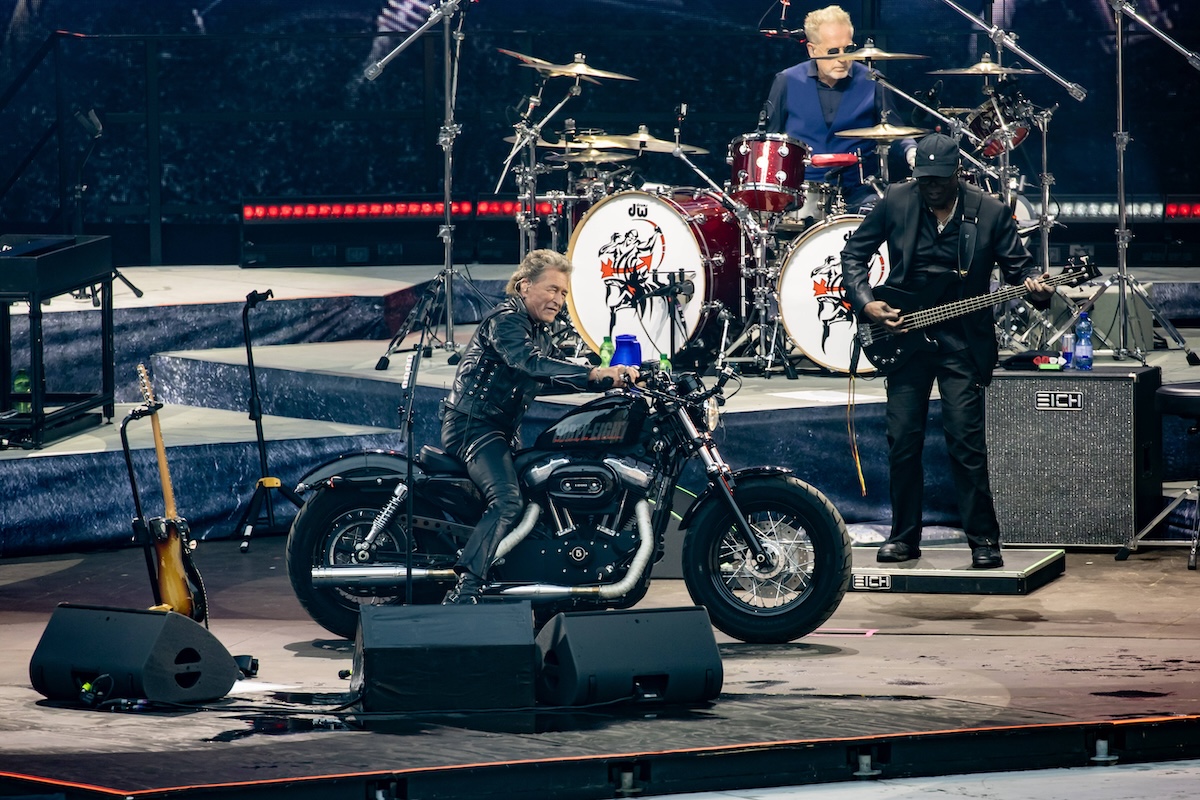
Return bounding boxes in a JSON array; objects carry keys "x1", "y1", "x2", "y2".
[{"x1": 242, "y1": 200, "x2": 508, "y2": 222}]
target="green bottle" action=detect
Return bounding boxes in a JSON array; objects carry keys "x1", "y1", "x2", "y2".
[
  {"x1": 658, "y1": 352, "x2": 671, "y2": 373},
  {"x1": 599, "y1": 336, "x2": 614, "y2": 367},
  {"x1": 13, "y1": 368, "x2": 30, "y2": 413}
]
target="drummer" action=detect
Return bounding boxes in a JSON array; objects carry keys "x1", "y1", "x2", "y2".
[{"x1": 764, "y1": 4, "x2": 917, "y2": 213}]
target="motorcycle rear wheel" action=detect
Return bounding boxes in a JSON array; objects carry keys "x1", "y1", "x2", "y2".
[
  {"x1": 286, "y1": 487, "x2": 459, "y2": 639},
  {"x1": 682, "y1": 474, "x2": 851, "y2": 644}
]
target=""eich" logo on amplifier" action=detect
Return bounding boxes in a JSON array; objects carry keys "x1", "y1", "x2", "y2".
[{"x1": 1035, "y1": 391, "x2": 1083, "y2": 411}]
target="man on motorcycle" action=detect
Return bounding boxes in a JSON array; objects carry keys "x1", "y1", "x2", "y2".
[{"x1": 440, "y1": 249, "x2": 638, "y2": 604}]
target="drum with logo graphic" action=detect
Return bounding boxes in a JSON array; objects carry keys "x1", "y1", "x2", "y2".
[
  {"x1": 777, "y1": 215, "x2": 890, "y2": 374},
  {"x1": 566, "y1": 189, "x2": 745, "y2": 361}
]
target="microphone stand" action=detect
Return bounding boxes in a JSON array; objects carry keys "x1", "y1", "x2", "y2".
[
  {"x1": 1091, "y1": 0, "x2": 1200, "y2": 364},
  {"x1": 364, "y1": 0, "x2": 468, "y2": 357}
]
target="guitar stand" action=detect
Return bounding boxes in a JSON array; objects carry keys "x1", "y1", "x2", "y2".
[
  {"x1": 232, "y1": 290, "x2": 303, "y2": 553},
  {"x1": 119, "y1": 403, "x2": 210, "y2": 623}
]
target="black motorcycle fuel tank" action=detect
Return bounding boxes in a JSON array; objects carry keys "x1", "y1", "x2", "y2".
[{"x1": 533, "y1": 395, "x2": 647, "y2": 452}]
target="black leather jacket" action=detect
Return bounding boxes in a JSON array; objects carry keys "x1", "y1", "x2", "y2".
[{"x1": 443, "y1": 296, "x2": 594, "y2": 433}]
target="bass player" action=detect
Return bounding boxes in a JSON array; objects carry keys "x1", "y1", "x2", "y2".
[{"x1": 840, "y1": 132, "x2": 1052, "y2": 569}]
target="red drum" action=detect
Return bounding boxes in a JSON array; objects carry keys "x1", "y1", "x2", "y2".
[
  {"x1": 567, "y1": 189, "x2": 745, "y2": 359},
  {"x1": 777, "y1": 215, "x2": 890, "y2": 374},
  {"x1": 728, "y1": 132, "x2": 808, "y2": 212},
  {"x1": 966, "y1": 97, "x2": 1030, "y2": 158}
]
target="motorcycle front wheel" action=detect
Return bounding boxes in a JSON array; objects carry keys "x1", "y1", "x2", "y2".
[
  {"x1": 286, "y1": 487, "x2": 459, "y2": 639},
  {"x1": 682, "y1": 474, "x2": 852, "y2": 644}
]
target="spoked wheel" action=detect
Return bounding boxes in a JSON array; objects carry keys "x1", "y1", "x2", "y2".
[
  {"x1": 285, "y1": 487, "x2": 458, "y2": 639},
  {"x1": 682, "y1": 475, "x2": 852, "y2": 644}
]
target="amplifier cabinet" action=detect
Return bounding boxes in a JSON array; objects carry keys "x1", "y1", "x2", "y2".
[{"x1": 985, "y1": 366, "x2": 1162, "y2": 546}]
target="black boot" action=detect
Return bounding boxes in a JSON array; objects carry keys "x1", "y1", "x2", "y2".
[{"x1": 442, "y1": 572, "x2": 484, "y2": 605}]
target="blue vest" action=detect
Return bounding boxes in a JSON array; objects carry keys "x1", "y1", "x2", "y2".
[{"x1": 779, "y1": 61, "x2": 878, "y2": 188}]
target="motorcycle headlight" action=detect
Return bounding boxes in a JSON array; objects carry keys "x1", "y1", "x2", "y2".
[{"x1": 704, "y1": 396, "x2": 721, "y2": 431}]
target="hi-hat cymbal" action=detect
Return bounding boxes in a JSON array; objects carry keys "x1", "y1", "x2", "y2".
[
  {"x1": 518, "y1": 53, "x2": 637, "y2": 82},
  {"x1": 545, "y1": 148, "x2": 637, "y2": 164},
  {"x1": 812, "y1": 38, "x2": 927, "y2": 61},
  {"x1": 929, "y1": 53, "x2": 1038, "y2": 76},
  {"x1": 835, "y1": 123, "x2": 928, "y2": 140},
  {"x1": 579, "y1": 128, "x2": 708, "y2": 155}
]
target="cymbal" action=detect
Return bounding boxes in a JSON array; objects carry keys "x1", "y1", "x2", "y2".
[
  {"x1": 502, "y1": 134, "x2": 598, "y2": 149},
  {"x1": 937, "y1": 107, "x2": 976, "y2": 116},
  {"x1": 760, "y1": 28, "x2": 805, "y2": 41},
  {"x1": 835, "y1": 123, "x2": 928, "y2": 140},
  {"x1": 812, "y1": 39, "x2": 927, "y2": 61},
  {"x1": 518, "y1": 54, "x2": 637, "y2": 82},
  {"x1": 929, "y1": 54, "x2": 1038, "y2": 76},
  {"x1": 545, "y1": 148, "x2": 637, "y2": 164},
  {"x1": 579, "y1": 128, "x2": 709, "y2": 155}
]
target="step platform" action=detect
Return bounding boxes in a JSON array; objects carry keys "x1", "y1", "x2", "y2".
[{"x1": 850, "y1": 546, "x2": 1065, "y2": 595}]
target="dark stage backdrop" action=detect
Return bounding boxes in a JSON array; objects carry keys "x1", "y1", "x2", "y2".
[{"x1": 0, "y1": 1, "x2": 1198, "y2": 263}]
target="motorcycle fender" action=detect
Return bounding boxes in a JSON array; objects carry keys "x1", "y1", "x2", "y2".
[
  {"x1": 294, "y1": 450, "x2": 417, "y2": 493},
  {"x1": 677, "y1": 465, "x2": 794, "y2": 530}
]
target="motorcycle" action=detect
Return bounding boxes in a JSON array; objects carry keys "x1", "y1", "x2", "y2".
[{"x1": 285, "y1": 363, "x2": 852, "y2": 644}]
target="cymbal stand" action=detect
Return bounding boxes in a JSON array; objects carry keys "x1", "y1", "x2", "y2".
[
  {"x1": 939, "y1": 0, "x2": 1088, "y2": 102},
  {"x1": 364, "y1": 0, "x2": 471, "y2": 356},
  {"x1": 671, "y1": 143, "x2": 796, "y2": 378},
  {"x1": 1082, "y1": 0, "x2": 1200, "y2": 365},
  {"x1": 496, "y1": 78, "x2": 585, "y2": 258},
  {"x1": 867, "y1": 69, "x2": 999, "y2": 182}
]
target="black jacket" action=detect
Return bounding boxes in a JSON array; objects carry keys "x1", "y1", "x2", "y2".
[
  {"x1": 444, "y1": 296, "x2": 594, "y2": 433},
  {"x1": 841, "y1": 180, "x2": 1037, "y2": 380}
]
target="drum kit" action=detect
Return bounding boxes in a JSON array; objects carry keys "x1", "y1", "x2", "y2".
[{"x1": 496, "y1": 36, "x2": 1059, "y2": 376}]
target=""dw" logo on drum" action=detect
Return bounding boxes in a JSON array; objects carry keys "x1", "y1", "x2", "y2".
[{"x1": 628, "y1": 203, "x2": 648, "y2": 218}]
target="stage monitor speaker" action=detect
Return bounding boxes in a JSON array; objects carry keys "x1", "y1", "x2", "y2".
[
  {"x1": 986, "y1": 366, "x2": 1163, "y2": 547},
  {"x1": 29, "y1": 604, "x2": 240, "y2": 704},
  {"x1": 351, "y1": 603, "x2": 536, "y2": 713},
  {"x1": 534, "y1": 606, "x2": 723, "y2": 707}
]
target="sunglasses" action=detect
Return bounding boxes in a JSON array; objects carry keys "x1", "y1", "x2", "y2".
[{"x1": 817, "y1": 43, "x2": 857, "y2": 57}]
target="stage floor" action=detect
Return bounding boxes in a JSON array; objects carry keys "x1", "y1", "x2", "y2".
[{"x1": 1, "y1": 536, "x2": 1199, "y2": 799}]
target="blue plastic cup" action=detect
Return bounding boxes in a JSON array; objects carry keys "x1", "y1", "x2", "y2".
[{"x1": 611, "y1": 334, "x2": 642, "y2": 367}]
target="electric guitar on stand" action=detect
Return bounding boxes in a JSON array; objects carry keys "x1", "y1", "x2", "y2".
[
  {"x1": 855, "y1": 261, "x2": 1099, "y2": 375},
  {"x1": 130, "y1": 364, "x2": 207, "y2": 623}
]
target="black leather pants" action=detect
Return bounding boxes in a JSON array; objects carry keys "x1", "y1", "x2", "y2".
[{"x1": 441, "y1": 410, "x2": 524, "y2": 581}]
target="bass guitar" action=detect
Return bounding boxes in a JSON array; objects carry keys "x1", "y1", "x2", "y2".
[
  {"x1": 855, "y1": 261, "x2": 1100, "y2": 375},
  {"x1": 136, "y1": 364, "x2": 207, "y2": 622}
]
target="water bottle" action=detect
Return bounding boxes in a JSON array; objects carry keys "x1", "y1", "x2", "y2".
[
  {"x1": 12, "y1": 368, "x2": 30, "y2": 413},
  {"x1": 598, "y1": 336, "x2": 614, "y2": 367},
  {"x1": 658, "y1": 352, "x2": 672, "y2": 374},
  {"x1": 1073, "y1": 312, "x2": 1093, "y2": 371}
]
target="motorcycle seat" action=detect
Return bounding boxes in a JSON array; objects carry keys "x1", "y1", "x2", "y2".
[{"x1": 419, "y1": 445, "x2": 469, "y2": 476}]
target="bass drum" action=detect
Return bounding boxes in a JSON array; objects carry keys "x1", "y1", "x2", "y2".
[
  {"x1": 567, "y1": 189, "x2": 744, "y2": 362},
  {"x1": 778, "y1": 215, "x2": 890, "y2": 374}
]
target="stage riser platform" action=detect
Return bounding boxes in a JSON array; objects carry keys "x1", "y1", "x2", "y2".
[
  {"x1": 8, "y1": 297, "x2": 389, "y2": 402},
  {"x1": 0, "y1": 430, "x2": 403, "y2": 557}
]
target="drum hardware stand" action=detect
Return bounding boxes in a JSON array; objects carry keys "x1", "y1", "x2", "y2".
[
  {"x1": 364, "y1": 0, "x2": 471, "y2": 357},
  {"x1": 496, "y1": 76, "x2": 587, "y2": 259},
  {"x1": 670, "y1": 141, "x2": 796, "y2": 378},
  {"x1": 1083, "y1": 0, "x2": 1200, "y2": 365},
  {"x1": 230, "y1": 290, "x2": 304, "y2": 553}
]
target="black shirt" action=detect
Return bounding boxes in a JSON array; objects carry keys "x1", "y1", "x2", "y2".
[{"x1": 910, "y1": 193, "x2": 969, "y2": 352}]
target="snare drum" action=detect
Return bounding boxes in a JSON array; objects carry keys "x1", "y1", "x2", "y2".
[
  {"x1": 728, "y1": 132, "x2": 808, "y2": 212},
  {"x1": 566, "y1": 189, "x2": 745, "y2": 360},
  {"x1": 777, "y1": 215, "x2": 890, "y2": 374},
  {"x1": 776, "y1": 183, "x2": 846, "y2": 231}
]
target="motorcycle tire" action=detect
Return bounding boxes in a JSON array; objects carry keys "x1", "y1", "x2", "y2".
[
  {"x1": 682, "y1": 474, "x2": 852, "y2": 644},
  {"x1": 286, "y1": 486, "x2": 459, "y2": 639}
]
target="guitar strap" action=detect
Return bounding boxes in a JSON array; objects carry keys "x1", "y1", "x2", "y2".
[{"x1": 957, "y1": 185, "x2": 983, "y2": 280}]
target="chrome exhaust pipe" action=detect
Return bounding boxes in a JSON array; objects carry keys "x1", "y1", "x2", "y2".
[{"x1": 310, "y1": 565, "x2": 457, "y2": 586}]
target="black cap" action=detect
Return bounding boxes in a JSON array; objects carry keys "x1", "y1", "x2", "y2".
[{"x1": 912, "y1": 132, "x2": 961, "y2": 178}]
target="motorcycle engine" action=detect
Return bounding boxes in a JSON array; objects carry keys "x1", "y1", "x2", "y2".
[{"x1": 505, "y1": 456, "x2": 654, "y2": 584}]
